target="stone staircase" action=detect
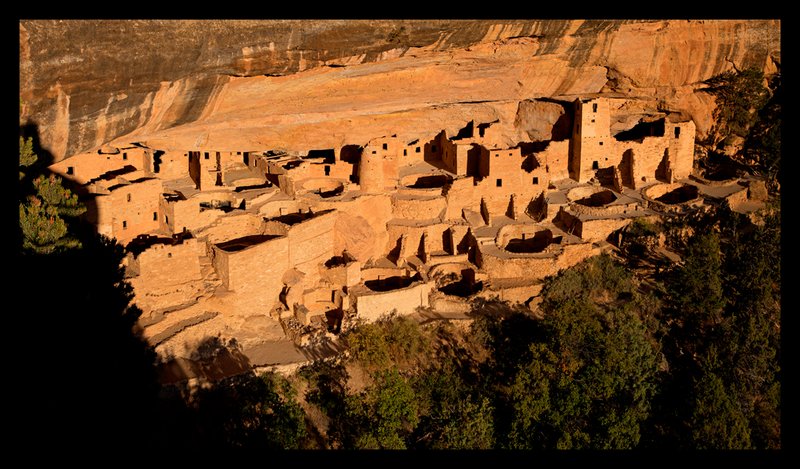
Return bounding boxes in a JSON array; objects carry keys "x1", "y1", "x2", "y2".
[
  {"x1": 145, "y1": 309, "x2": 220, "y2": 347},
  {"x1": 139, "y1": 249, "x2": 224, "y2": 346}
]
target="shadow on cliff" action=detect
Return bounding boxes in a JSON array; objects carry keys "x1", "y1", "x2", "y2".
[
  {"x1": 14, "y1": 124, "x2": 225, "y2": 452},
  {"x1": 15, "y1": 125, "x2": 326, "y2": 452},
  {"x1": 14, "y1": 227, "x2": 168, "y2": 451}
]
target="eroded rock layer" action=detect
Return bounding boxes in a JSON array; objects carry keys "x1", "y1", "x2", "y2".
[{"x1": 20, "y1": 20, "x2": 779, "y2": 162}]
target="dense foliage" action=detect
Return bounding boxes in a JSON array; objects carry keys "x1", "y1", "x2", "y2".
[{"x1": 703, "y1": 68, "x2": 781, "y2": 190}]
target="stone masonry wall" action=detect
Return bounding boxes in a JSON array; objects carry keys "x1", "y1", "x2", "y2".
[
  {"x1": 96, "y1": 178, "x2": 163, "y2": 245},
  {"x1": 392, "y1": 195, "x2": 446, "y2": 220},
  {"x1": 288, "y1": 211, "x2": 337, "y2": 277},
  {"x1": 354, "y1": 282, "x2": 433, "y2": 322}
]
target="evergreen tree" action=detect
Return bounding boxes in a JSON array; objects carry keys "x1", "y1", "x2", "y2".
[{"x1": 18, "y1": 138, "x2": 85, "y2": 254}]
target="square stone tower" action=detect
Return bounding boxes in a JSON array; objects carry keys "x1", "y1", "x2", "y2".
[{"x1": 570, "y1": 97, "x2": 612, "y2": 183}]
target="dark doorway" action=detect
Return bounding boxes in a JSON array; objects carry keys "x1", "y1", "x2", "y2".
[
  {"x1": 592, "y1": 161, "x2": 599, "y2": 170},
  {"x1": 215, "y1": 152, "x2": 223, "y2": 186},
  {"x1": 152, "y1": 150, "x2": 163, "y2": 173},
  {"x1": 656, "y1": 149, "x2": 670, "y2": 182},
  {"x1": 442, "y1": 229, "x2": 453, "y2": 255},
  {"x1": 324, "y1": 165, "x2": 331, "y2": 176},
  {"x1": 619, "y1": 149, "x2": 634, "y2": 188}
]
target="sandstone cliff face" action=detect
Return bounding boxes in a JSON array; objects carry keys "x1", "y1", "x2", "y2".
[{"x1": 20, "y1": 19, "x2": 780, "y2": 161}]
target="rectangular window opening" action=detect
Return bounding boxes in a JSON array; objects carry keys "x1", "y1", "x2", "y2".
[
  {"x1": 165, "y1": 215, "x2": 169, "y2": 224},
  {"x1": 122, "y1": 221, "x2": 127, "y2": 229},
  {"x1": 403, "y1": 149, "x2": 407, "y2": 156},
  {"x1": 496, "y1": 178, "x2": 503, "y2": 187},
  {"x1": 324, "y1": 165, "x2": 331, "y2": 176},
  {"x1": 127, "y1": 193, "x2": 131, "y2": 202},
  {"x1": 415, "y1": 147, "x2": 420, "y2": 153},
  {"x1": 122, "y1": 152, "x2": 127, "y2": 160},
  {"x1": 599, "y1": 141, "x2": 603, "y2": 146},
  {"x1": 66, "y1": 166, "x2": 74, "y2": 175},
  {"x1": 592, "y1": 161, "x2": 599, "y2": 170},
  {"x1": 591, "y1": 119, "x2": 595, "y2": 123},
  {"x1": 533, "y1": 177, "x2": 539, "y2": 184},
  {"x1": 674, "y1": 127, "x2": 681, "y2": 138},
  {"x1": 593, "y1": 103, "x2": 598, "y2": 113},
  {"x1": 382, "y1": 143, "x2": 388, "y2": 150},
  {"x1": 204, "y1": 152, "x2": 209, "y2": 160},
  {"x1": 153, "y1": 212, "x2": 157, "y2": 221}
]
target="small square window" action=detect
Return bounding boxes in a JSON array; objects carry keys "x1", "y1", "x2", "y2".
[
  {"x1": 382, "y1": 143, "x2": 388, "y2": 150},
  {"x1": 674, "y1": 127, "x2": 681, "y2": 138},
  {"x1": 122, "y1": 152, "x2": 127, "y2": 160},
  {"x1": 415, "y1": 147, "x2": 421, "y2": 153},
  {"x1": 66, "y1": 166, "x2": 74, "y2": 175},
  {"x1": 599, "y1": 141, "x2": 603, "y2": 146},
  {"x1": 591, "y1": 119, "x2": 595, "y2": 123},
  {"x1": 496, "y1": 179, "x2": 503, "y2": 187},
  {"x1": 153, "y1": 212, "x2": 157, "y2": 221},
  {"x1": 167, "y1": 253, "x2": 172, "y2": 258},
  {"x1": 533, "y1": 177, "x2": 539, "y2": 184},
  {"x1": 372, "y1": 150, "x2": 377, "y2": 154},
  {"x1": 509, "y1": 152, "x2": 512, "y2": 156},
  {"x1": 592, "y1": 161, "x2": 599, "y2": 170},
  {"x1": 403, "y1": 149, "x2": 407, "y2": 156},
  {"x1": 204, "y1": 152, "x2": 209, "y2": 160},
  {"x1": 324, "y1": 165, "x2": 331, "y2": 176}
]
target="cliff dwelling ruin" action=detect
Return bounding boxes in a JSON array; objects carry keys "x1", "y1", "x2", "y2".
[{"x1": 48, "y1": 96, "x2": 768, "y2": 371}]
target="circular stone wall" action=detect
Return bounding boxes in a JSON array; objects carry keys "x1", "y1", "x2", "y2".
[
  {"x1": 400, "y1": 173, "x2": 452, "y2": 189},
  {"x1": 301, "y1": 178, "x2": 345, "y2": 198},
  {"x1": 496, "y1": 224, "x2": 554, "y2": 254},
  {"x1": 643, "y1": 183, "x2": 700, "y2": 205},
  {"x1": 567, "y1": 186, "x2": 619, "y2": 207}
]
